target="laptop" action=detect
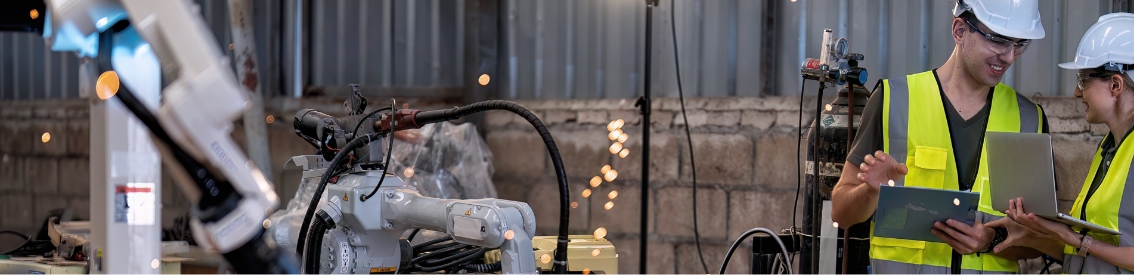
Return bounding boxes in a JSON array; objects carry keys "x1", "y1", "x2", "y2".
[
  {"x1": 986, "y1": 132, "x2": 1121, "y2": 235},
  {"x1": 873, "y1": 185, "x2": 981, "y2": 242}
]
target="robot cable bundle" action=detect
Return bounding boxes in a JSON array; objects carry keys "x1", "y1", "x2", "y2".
[{"x1": 290, "y1": 88, "x2": 574, "y2": 273}]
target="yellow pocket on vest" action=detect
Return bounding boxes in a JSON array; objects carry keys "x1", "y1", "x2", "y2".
[
  {"x1": 908, "y1": 146, "x2": 948, "y2": 189},
  {"x1": 870, "y1": 236, "x2": 927, "y2": 265}
]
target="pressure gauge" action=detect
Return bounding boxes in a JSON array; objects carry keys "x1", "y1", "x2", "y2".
[{"x1": 830, "y1": 37, "x2": 849, "y2": 60}]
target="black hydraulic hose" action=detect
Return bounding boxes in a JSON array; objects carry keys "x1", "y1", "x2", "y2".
[
  {"x1": 412, "y1": 236, "x2": 454, "y2": 251},
  {"x1": 304, "y1": 210, "x2": 335, "y2": 274},
  {"x1": 295, "y1": 132, "x2": 382, "y2": 255},
  {"x1": 420, "y1": 247, "x2": 481, "y2": 266},
  {"x1": 459, "y1": 262, "x2": 502, "y2": 273},
  {"x1": 415, "y1": 240, "x2": 461, "y2": 253},
  {"x1": 409, "y1": 243, "x2": 473, "y2": 266},
  {"x1": 413, "y1": 100, "x2": 570, "y2": 273},
  {"x1": 303, "y1": 218, "x2": 325, "y2": 274},
  {"x1": 414, "y1": 248, "x2": 488, "y2": 273},
  {"x1": 412, "y1": 235, "x2": 455, "y2": 250},
  {"x1": 406, "y1": 228, "x2": 421, "y2": 242}
]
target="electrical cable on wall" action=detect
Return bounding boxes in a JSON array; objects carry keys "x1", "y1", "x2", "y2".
[
  {"x1": 720, "y1": 227, "x2": 792, "y2": 274},
  {"x1": 791, "y1": 76, "x2": 806, "y2": 264},
  {"x1": 670, "y1": 0, "x2": 709, "y2": 273}
]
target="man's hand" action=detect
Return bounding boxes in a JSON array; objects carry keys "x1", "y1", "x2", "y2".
[
  {"x1": 932, "y1": 219, "x2": 993, "y2": 255},
  {"x1": 856, "y1": 150, "x2": 909, "y2": 189},
  {"x1": 986, "y1": 217, "x2": 1043, "y2": 253}
]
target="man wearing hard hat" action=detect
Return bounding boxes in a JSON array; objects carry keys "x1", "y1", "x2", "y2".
[{"x1": 831, "y1": 0, "x2": 1051, "y2": 273}]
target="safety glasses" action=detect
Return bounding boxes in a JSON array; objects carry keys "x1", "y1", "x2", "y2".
[
  {"x1": 1077, "y1": 72, "x2": 1114, "y2": 91},
  {"x1": 965, "y1": 19, "x2": 1031, "y2": 57}
]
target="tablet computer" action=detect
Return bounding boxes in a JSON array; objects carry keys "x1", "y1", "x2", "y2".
[{"x1": 872, "y1": 185, "x2": 980, "y2": 242}]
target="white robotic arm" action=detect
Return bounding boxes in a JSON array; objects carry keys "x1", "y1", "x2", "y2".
[
  {"x1": 40, "y1": 0, "x2": 292, "y2": 273},
  {"x1": 310, "y1": 170, "x2": 538, "y2": 274}
]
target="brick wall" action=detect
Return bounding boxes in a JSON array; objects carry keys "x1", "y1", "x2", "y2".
[
  {"x1": 0, "y1": 95, "x2": 1101, "y2": 273},
  {"x1": 0, "y1": 100, "x2": 91, "y2": 236},
  {"x1": 484, "y1": 96, "x2": 1100, "y2": 274}
]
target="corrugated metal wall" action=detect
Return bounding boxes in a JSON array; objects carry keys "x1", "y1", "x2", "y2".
[
  {"x1": 0, "y1": 0, "x2": 465, "y2": 100},
  {"x1": 499, "y1": 0, "x2": 1126, "y2": 99},
  {"x1": 308, "y1": 0, "x2": 465, "y2": 88},
  {"x1": 1, "y1": 0, "x2": 1130, "y2": 100},
  {"x1": 0, "y1": 33, "x2": 82, "y2": 100}
]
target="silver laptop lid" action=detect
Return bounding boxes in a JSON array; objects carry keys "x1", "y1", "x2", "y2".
[{"x1": 985, "y1": 132, "x2": 1060, "y2": 217}]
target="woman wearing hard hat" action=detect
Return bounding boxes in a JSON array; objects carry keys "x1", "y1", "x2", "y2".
[{"x1": 987, "y1": 13, "x2": 1134, "y2": 273}]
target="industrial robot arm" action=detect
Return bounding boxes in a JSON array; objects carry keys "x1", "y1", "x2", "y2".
[
  {"x1": 311, "y1": 176, "x2": 538, "y2": 274},
  {"x1": 41, "y1": 0, "x2": 294, "y2": 273}
]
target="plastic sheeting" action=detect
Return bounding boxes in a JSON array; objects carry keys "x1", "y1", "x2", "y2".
[
  {"x1": 387, "y1": 122, "x2": 497, "y2": 200},
  {"x1": 268, "y1": 122, "x2": 498, "y2": 251}
]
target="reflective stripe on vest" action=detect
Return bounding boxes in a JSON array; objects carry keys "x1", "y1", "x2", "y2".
[
  {"x1": 1062, "y1": 134, "x2": 1134, "y2": 273},
  {"x1": 871, "y1": 71, "x2": 1041, "y2": 273}
]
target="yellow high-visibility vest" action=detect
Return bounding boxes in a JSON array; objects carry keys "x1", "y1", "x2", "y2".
[
  {"x1": 870, "y1": 70, "x2": 1043, "y2": 273},
  {"x1": 1062, "y1": 133, "x2": 1134, "y2": 273}
]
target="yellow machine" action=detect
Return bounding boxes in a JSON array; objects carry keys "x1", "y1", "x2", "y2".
[{"x1": 486, "y1": 235, "x2": 618, "y2": 274}]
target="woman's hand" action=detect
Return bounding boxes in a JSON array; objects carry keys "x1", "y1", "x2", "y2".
[{"x1": 1006, "y1": 198, "x2": 1076, "y2": 242}]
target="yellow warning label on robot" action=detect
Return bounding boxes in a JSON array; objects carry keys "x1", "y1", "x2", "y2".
[
  {"x1": 465, "y1": 209, "x2": 471, "y2": 215},
  {"x1": 343, "y1": 193, "x2": 349, "y2": 201},
  {"x1": 370, "y1": 267, "x2": 396, "y2": 274}
]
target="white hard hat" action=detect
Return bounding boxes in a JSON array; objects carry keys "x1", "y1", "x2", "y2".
[
  {"x1": 1059, "y1": 13, "x2": 1134, "y2": 74},
  {"x1": 953, "y1": 0, "x2": 1045, "y2": 40}
]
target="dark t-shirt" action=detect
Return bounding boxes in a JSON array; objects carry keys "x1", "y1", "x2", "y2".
[{"x1": 847, "y1": 70, "x2": 1051, "y2": 191}]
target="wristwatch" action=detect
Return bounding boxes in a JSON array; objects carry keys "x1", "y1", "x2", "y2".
[
  {"x1": 1078, "y1": 234, "x2": 1095, "y2": 257},
  {"x1": 983, "y1": 227, "x2": 1008, "y2": 254}
]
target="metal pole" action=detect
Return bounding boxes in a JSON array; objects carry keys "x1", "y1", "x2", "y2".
[
  {"x1": 229, "y1": 0, "x2": 273, "y2": 181},
  {"x1": 292, "y1": 0, "x2": 303, "y2": 97},
  {"x1": 638, "y1": 0, "x2": 657, "y2": 273}
]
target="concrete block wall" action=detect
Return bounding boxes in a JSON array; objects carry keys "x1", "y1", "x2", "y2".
[
  {"x1": 484, "y1": 96, "x2": 1100, "y2": 274},
  {"x1": 0, "y1": 95, "x2": 1101, "y2": 273},
  {"x1": 0, "y1": 100, "x2": 91, "y2": 236}
]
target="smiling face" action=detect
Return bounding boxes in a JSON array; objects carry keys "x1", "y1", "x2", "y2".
[
  {"x1": 1074, "y1": 70, "x2": 1118, "y2": 124},
  {"x1": 956, "y1": 18, "x2": 1028, "y2": 88}
]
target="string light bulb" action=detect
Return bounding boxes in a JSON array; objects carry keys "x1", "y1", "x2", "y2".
[
  {"x1": 571, "y1": 201, "x2": 579, "y2": 209},
  {"x1": 590, "y1": 176, "x2": 602, "y2": 188},
  {"x1": 505, "y1": 230, "x2": 515, "y2": 240},
  {"x1": 591, "y1": 249, "x2": 601, "y2": 257},
  {"x1": 594, "y1": 227, "x2": 607, "y2": 239},
  {"x1": 609, "y1": 142, "x2": 623, "y2": 155},
  {"x1": 607, "y1": 120, "x2": 620, "y2": 132},
  {"x1": 41, "y1": 132, "x2": 51, "y2": 143},
  {"x1": 603, "y1": 169, "x2": 618, "y2": 182},
  {"x1": 404, "y1": 167, "x2": 415, "y2": 178},
  {"x1": 265, "y1": 115, "x2": 275, "y2": 124},
  {"x1": 582, "y1": 189, "x2": 592, "y2": 198},
  {"x1": 604, "y1": 201, "x2": 614, "y2": 210},
  {"x1": 608, "y1": 190, "x2": 618, "y2": 200},
  {"x1": 619, "y1": 148, "x2": 630, "y2": 159},
  {"x1": 30, "y1": 9, "x2": 39, "y2": 20},
  {"x1": 541, "y1": 254, "x2": 551, "y2": 264},
  {"x1": 600, "y1": 165, "x2": 611, "y2": 174},
  {"x1": 608, "y1": 129, "x2": 623, "y2": 141},
  {"x1": 617, "y1": 133, "x2": 629, "y2": 143}
]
